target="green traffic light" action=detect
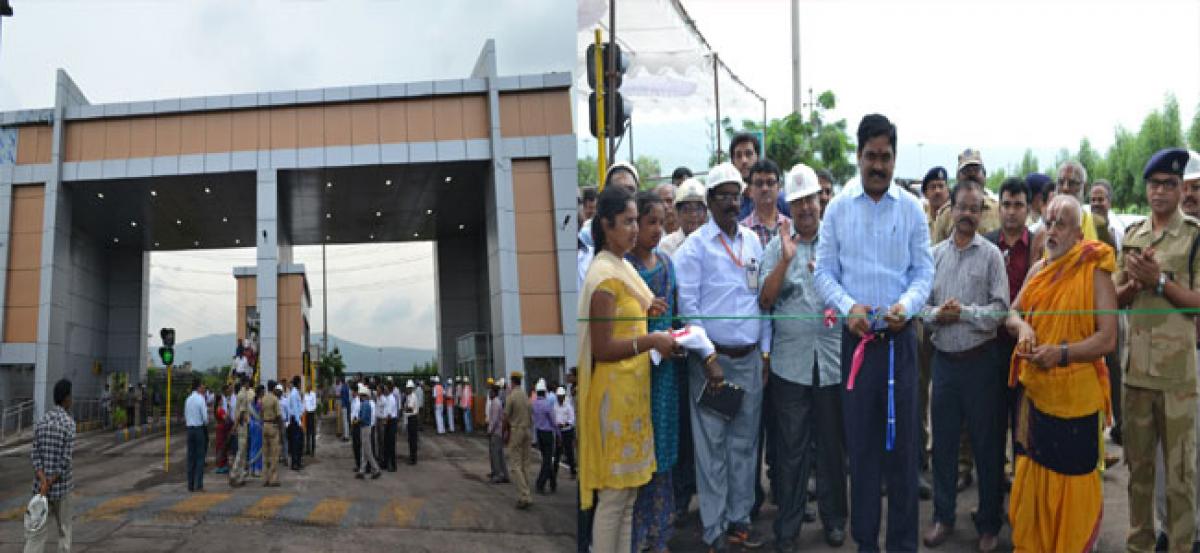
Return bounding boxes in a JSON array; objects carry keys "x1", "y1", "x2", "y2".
[{"x1": 160, "y1": 347, "x2": 174, "y2": 366}]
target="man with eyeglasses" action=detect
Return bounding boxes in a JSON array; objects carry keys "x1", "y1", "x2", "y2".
[
  {"x1": 920, "y1": 179, "x2": 1010, "y2": 552},
  {"x1": 1116, "y1": 148, "x2": 1200, "y2": 553},
  {"x1": 742, "y1": 159, "x2": 790, "y2": 248},
  {"x1": 930, "y1": 149, "x2": 1000, "y2": 245}
]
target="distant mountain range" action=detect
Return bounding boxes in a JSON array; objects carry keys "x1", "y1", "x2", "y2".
[{"x1": 149, "y1": 332, "x2": 436, "y2": 373}]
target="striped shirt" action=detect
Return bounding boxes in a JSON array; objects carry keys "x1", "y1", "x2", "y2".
[
  {"x1": 30, "y1": 406, "x2": 75, "y2": 500},
  {"x1": 814, "y1": 176, "x2": 934, "y2": 319},
  {"x1": 921, "y1": 233, "x2": 1010, "y2": 353}
]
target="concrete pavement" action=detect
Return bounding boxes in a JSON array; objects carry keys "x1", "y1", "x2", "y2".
[{"x1": 0, "y1": 418, "x2": 575, "y2": 552}]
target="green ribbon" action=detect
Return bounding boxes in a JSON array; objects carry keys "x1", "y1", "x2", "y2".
[{"x1": 577, "y1": 307, "x2": 1200, "y2": 323}]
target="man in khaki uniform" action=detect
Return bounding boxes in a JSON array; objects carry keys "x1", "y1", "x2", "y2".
[
  {"x1": 930, "y1": 149, "x2": 1001, "y2": 245},
  {"x1": 1115, "y1": 148, "x2": 1200, "y2": 553},
  {"x1": 228, "y1": 378, "x2": 254, "y2": 486},
  {"x1": 262, "y1": 382, "x2": 284, "y2": 487},
  {"x1": 503, "y1": 372, "x2": 534, "y2": 509}
]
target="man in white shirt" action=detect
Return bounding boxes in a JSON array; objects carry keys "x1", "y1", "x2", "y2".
[
  {"x1": 350, "y1": 383, "x2": 362, "y2": 471},
  {"x1": 381, "y1": 382, "x2": 398, "y2": 472},
  {"x1": 286, "y1": 377, "x2": 305, "y2": 470},
  {"x1": 279, "y1": 386, "x2": 291, "y2": 465},
  {"x1": 553, "y1": 387, "x2": 576, "y2": 480},
  {"x1": 404, "y1": 380, "x2": 421, "y2": 465},
  {"x1": 304, "y1": 385, "x2": 318, "y2": 456},
  {"x1": 185, "y1": 381, "x2": 209, "y2": 492}
]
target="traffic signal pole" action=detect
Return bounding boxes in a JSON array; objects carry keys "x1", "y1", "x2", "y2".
[
  {"x1": 594, "y1": 29, "x2": 607, "y2": 191},
  {"x1": 164, "y1": 362, "x2": 172, "y2": 472}
]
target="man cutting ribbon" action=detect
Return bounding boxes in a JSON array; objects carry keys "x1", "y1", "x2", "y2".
[{"x1": 814, "y1": 114, "x2": 933, "y2": 552}]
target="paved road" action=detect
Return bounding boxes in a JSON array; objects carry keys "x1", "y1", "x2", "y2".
[{"x1": 0, "y1": 419, "x2": 574, "y2": 552}]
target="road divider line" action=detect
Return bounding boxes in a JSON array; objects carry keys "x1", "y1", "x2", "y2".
[
  {"x1": 240, "y1": 494, "x2": 294, "y2": 520},
  {"x1": 158, "y1": 492, "x2": 232, "y2": 521},
  {"x1": 306, "y1": 497, "x2": 351, "y2": 526},
  {"x1": 82, "y1": 493, "x2": 155, "y2": 521},
  {"x1": 382, "y1": 497, "x2": 425, "y2": 527}
]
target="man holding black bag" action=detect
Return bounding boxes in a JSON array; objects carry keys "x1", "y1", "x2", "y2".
[{"x1": 673, "y1": 161, "x2": 772, "y2": 551}]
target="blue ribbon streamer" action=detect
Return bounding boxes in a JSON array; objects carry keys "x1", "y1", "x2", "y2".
[{"x1": 886, "y1": 337, "x2": 896, "y2": 452}]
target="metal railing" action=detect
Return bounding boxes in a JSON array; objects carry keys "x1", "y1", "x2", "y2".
[
  {"x1": 70, "y1": 397, "x2": 104, "y2": 426},
  {"x1": 0, "y1": 398, "x2": 34, "y2": 444}
]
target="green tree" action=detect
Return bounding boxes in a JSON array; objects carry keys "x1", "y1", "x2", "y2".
[
  {"x1": 317, "y1": 348, "x2": 345, "y2": 388},
  {"x1": 578, "y1": 156, "x2": 598, "y2": 188},
  {"x1": 1189, "y1": 103, "x2": 1200, "y2": 151},
  {"x1": 633, "y1": 155, "x2": 662, "y2": 187},
  {"x1": 1016, "y1": 149, "x2": 1041, "y2": 177},
  {"x1": 709, "y1": 90, "x2": 856, "y2": 183}
]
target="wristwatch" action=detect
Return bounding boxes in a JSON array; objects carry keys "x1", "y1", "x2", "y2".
[
  {"x1": 1156, "y1": 272, "x2": 1168, "y2": 296},
  {"x1": 1058, "y1": 341, "x2": 1069, "y2": 367}
]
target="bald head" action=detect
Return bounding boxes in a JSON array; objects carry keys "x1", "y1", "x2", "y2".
[{"x1": 1043, "y1": 194, "x2": 1083, "y2": 260}]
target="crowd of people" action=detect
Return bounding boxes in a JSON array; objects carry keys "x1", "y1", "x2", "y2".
[{"x1": 575, "y1": 112, "x2": 1200, "y2": 553}]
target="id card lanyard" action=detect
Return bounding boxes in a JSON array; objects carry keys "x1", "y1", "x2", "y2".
[{"x1": 719, "y1": 232, "x2": 758, "y2": 291}]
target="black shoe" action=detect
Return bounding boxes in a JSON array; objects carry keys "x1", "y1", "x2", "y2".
[
  {"x1": 550, "y1": 481, "x2": 557, "y2": 493},
  {"x1": 956, "y1": 472, "x2": 973, "y2": 493},
  {"x1": 727, "y1": 523, "x2": 765, "y2": 549},
  {"x1": 824, "y1": 527, "x2": 846, "y2": 548},
  {"x1": 919, "y1": 476, "x2": 933, "y2": 501},
  {"x1": 802, "y1": 504, "x2": 817, "y2": 523},
  {"x1": 1155, "y1": 532, "x2": 1169, "y2": 552}
]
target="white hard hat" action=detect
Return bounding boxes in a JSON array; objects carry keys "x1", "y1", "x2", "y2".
[
  {"x1": 535, "y1": 379, "x2": 548, "y2": 392},
  {"x1": 785, "y1": 163, "x2": 821, "y2": 203},
  {"x1": 674, "y1": 177, "x2": 707, "y2": 206},
  {"x1": 497, "y1": 378, "x2": 506, "y2": 386},
  {"x1": 705, "y1": 162, "x2": 745, "y2": 193},
  {"x1": 358, "y1": 384, "x2": 370, "y2": 395},
  {"x1": 406, "y1": 379, "x2": 415, "y2": 389},
  {"x1": 606, "y1": 161, "x2": 641, "y2": 187},
  {"x1": 1186, "y1": 150, "x2": 1200, "y2": 181},
  {"x1": 556, "y1": 386, "x2": 567, "y2": 396},
  {"x1": 274, "y1": 384, "x2": 283, "y2": 392},
  {"x1": 431, "y1": 376, "x2": 439, "y2": 383}
]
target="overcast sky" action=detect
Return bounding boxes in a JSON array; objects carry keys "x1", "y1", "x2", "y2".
[
  {"x1": 0, "y1": 0, "x2": 574, "y2": 350},
  {"x1": 586, "y1": 0, "x2": 1200, "y2": 180},
  {"x1": 1, "y1": 1, "x2": 1197, "y2": 350}
]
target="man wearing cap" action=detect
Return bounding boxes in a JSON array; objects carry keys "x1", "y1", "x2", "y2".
[
  {"x1": 814, "y1": 114, "x2": 933, "y2": 552},
  {"x1": 758, "y1": 163, "x2": 848, "y2": 551},
  {"x1": 673, "y1": 160, "x2": 772, "y2": 550},
  {"x1": 504, "y1": 372, "x2": 534, "y2": 509},
  {"x1": 554, "y1": 386, "x2": 577, "y2": 481},
  {"x1": 931, "y1": 149, "x2": 1000, "y2": 245},
  {"x1": 920, "y1": 166, "x2": 950, "y2": 239},
  {"x1": 355, "y1": 384, "x2": 382, "y2": 479},
  {"x1": 432, "y1": 376, "x2": 445, "y2": 434},
  {"x1": 920, "y1": 179, "x2": 1009, "y2": 552},
  {"x1": 532, "y1": 379, "x2": 560, "y2": 494},
  {"x1": 1152, "y1": 149, "x2": 1200, "y2": 552},
  {"x1": 660, "y1": 177, "x2": 709, "y2": 257},
  {"x1": 403, "y1": 380, "x2": 420, "y2": 465},
  {"x1": 262, "y1": 383, "x2": 283, "y2": 486},
  {"x1": 1117, "y1": 147, "x2": 1200, "y2": 553}
]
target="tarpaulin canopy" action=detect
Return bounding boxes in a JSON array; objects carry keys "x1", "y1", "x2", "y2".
[{"x1": 575, "y1": 0, "x2": 766, "y2": 126}]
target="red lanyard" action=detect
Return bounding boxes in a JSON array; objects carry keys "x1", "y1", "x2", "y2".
[{"x1": 718, "y1": 233, "x2": 744, "y2": 268}]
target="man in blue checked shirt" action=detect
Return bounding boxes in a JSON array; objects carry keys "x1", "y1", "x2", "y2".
[
  {"x1": 25, "y1": 378, "x2": 76, "y2": 552},
  {"x1": 814, "y1": 113, "x2": 934, "y2": 552},
  {"x1": 673, "y1": 161, "x2": 772, "y2": 552}
]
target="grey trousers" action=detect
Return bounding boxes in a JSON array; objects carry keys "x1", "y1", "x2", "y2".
[
  {"x1": 689, "y1": 350, "x2": 763, "y2": 546},
  {"x1": 490, "y1": 433, "x2": 509, "y2": 479},
  {"x1": 1153, "y1": 348, "x2": 1200, "y2": 541},
  {"x1": 23, "y1": 493, "x2": 71, "y2": 553},
  {"x1": 357, "y1": 426, "x2": 380, "y2": 475}
]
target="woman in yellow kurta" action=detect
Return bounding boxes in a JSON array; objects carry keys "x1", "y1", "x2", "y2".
[
  {"x1": 1003, "y1": 196, "x2": 1117, "y2": 553},
  {"x1": 578, "y1": 185, "x2": 677, "y2": 553}
]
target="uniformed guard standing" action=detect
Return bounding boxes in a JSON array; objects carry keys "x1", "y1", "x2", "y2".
[
  {"x1": 1115, "y1": 148, "x2": 1200, "y2": 553},
  {"x1": 262, "y1": 383, "x2": 284, "y2": 487},
  {"x1": 229, "y1": 377, "x2": 254, "y2": 487},
  {"x1": 504, "y1": 372, "x2": 534, "y2": 509}
]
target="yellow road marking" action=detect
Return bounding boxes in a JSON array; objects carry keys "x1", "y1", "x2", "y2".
[
  {"x1": 0, "y1": 505, "x2": 22, "y2": 521},
  {"x1": 158, "y1": 492, "x2": 231, "y2": 520},
  {"x1": 380, "y1": 497, "x2": 425, "y2": 527},
  {"x1": 83, "y1": 493, "x2": 155, "y2": 521},
  {"x1": 306, "y1": 497, "x2": 351, "y2": 526},
  {"x1": 240, "y1": 494, "x2": 294, "y2": 520},
  {"x1": 450, "y1": 501, "x2": 478, "y2": 527}
]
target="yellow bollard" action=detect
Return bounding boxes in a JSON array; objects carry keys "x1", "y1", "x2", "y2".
[{"x1": 164, "y1": 364, "x2": 172, "y2": 473}]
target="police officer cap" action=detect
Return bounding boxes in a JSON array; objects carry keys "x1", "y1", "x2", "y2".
[
  {"x1": 1143, "y1": 148, "x2": 1190, "y2": 180},
  {"x1": 922, "y1": 166, "x2": 947, "y2": 185}
]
